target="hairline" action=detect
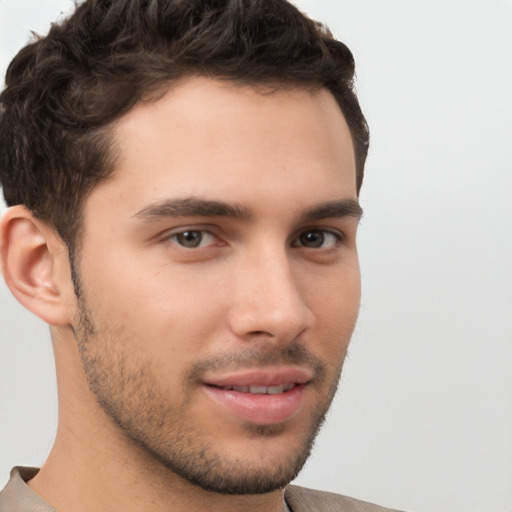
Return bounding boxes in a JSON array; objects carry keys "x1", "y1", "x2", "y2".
[{"x1": 66, "y1": 74, "x2": 357, "y2": 253}]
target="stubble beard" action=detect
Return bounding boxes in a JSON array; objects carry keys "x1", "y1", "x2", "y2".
[{"x1": 72, "y1": 278, "x2": 346, "y2": 495}]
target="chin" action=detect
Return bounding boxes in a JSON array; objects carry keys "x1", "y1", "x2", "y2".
[{"x1": 139, "y1": 416, "x2": 325, "y2": 495}]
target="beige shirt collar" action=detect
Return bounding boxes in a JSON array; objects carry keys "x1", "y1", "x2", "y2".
[
  {"x1": 1, "y1": 467, "x2": 293, "y2": 512},
  {"x1": 0, "y1": 467, "x2": 56, "y2": 511}
]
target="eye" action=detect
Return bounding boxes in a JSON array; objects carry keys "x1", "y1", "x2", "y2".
[
  {"x1": 168, "y1": 229, "x2": 217, "y2": 248},
  {"x1": 293, "y1": 229, "x2": 341, "y2": 249}
]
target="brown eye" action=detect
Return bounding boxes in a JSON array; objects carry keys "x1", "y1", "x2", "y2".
[
  {"x1": 299, "y1": 230, "x2": 324, "y2": 248},
  {"x1": 170, "y1": 230, "x2": 216, "y2": 248},
  {"x1": 294, "y1": 230, "x2": 340, "y2": 249}
]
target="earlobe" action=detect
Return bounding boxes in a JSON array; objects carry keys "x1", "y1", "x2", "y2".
[{"x1": 0, "y1": 205, "x2": 73, "y2": 326}]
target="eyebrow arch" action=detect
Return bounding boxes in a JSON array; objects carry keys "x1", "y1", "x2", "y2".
[
  {"x1": 134, "y1": 198, "x2": 253, "y2": 222},
  {"x1": 301, "y1": 199, "x2": 363, "y2": 222}
]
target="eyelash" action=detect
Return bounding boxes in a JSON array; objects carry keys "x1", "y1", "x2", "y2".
[
  {"x1": 163, "y1": 227, "x2": 344, "y2": 250},
  {"x1": 166, "y1": 229, "x2": 220, "y2": 249},
  {"x1": 292, "y1": 229, "x2": 344, "y2": 250}
]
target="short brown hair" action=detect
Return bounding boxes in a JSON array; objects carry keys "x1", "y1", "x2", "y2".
[{"x1": 0, "y1": 0, "x2": 369, "y2": 248}]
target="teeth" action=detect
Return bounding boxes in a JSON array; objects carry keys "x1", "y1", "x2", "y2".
[
  {"x1": 249, "y1": 385, "x2": 268, "y2": 394},
  {"x1": 267, "y1": 385, "x2": 287, "y2": 395},
  {"x1": 221, "y1": 383, "x2": 295, "y2": 394},
  {"x1": 232, "y1": 385, "x2": 249, "y2": 392}
]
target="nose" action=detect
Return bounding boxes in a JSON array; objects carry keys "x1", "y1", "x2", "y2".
[{"x1": 227, "y1": 248, "x2": 315, "y2": 344}]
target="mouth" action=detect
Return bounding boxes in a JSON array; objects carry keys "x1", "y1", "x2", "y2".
[
  {"x1": 201, "y1": 367, "x2": 312, "y2": 425},
  {"x1": 216, "y1": 383, "x2": 296, "y2": 395}
]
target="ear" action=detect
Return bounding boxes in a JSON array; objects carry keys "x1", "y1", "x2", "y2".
[{"x1": 0, "y1": 205, "x2": 74, "y2": 326}]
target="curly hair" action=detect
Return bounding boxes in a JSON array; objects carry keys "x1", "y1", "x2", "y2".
[{"x1": 0, "y1": 0, "x2": 369, "y2": 248}]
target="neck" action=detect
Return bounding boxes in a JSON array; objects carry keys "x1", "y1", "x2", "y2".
[
  {"x1": 29, "y1": 329, "x2": 286, "y2": 512},
  {"x1": 29, "y1": 404, "x2": 286, "y2": 512}
]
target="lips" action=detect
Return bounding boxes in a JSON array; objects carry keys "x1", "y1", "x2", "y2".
[
  {"x1": 201, "y1": 367, "x2": 312, "y2": 425},
  {"x1": 220, "y1": 383, "x2": 296, "y2": 394},
  {"x1": 203, "y1": 367, "x2": 313, "y2": 388}
]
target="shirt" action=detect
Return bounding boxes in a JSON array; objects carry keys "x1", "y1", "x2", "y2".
[{"x1": 0, "y1": 467, "x2": 294, "y2": 512}]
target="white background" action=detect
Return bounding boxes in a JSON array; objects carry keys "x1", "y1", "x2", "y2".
[{"x1": 1, "y1": 1, "x2": 511, "y2": 511}]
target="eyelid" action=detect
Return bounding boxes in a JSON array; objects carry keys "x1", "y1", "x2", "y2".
[
  {"x1": 291, "y1": 227, "x2": 346, "y2": 249},
  {"x1": 158, "y1": 223, "x2": 216, "y2": 237},
  {"x1": 159, "y1": 225, "x2": 223, "y2": 247}
]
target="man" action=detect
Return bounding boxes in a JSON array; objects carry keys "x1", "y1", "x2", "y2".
[{"x1": 0, "y1": 0, "x2": 402, "y2": 511}]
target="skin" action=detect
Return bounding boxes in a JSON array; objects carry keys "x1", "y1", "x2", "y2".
[{"x1": 1, "y1": 77, "x2": 361, "y2": 512}]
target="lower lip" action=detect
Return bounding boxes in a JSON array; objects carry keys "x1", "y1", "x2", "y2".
[{"x1": 202, "y1": 385, "x2": 306, "y2": 425}]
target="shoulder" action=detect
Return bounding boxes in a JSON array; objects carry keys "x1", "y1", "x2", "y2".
[{"x1": 284, "y1": 485, "x2": 405, "y2": 512}]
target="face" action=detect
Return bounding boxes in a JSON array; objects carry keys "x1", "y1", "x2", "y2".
[{"x1": 72, "y1": 77, "x2": 361, "y2": 494}]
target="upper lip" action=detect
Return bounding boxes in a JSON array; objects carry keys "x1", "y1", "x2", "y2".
[{"x1": 202, "y1": 367, "x2": 314, "y2": 388}]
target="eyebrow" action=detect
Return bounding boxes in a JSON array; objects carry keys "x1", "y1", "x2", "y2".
[
  {"x1": 300, "y1": 199, "x2": 363, "y2": 222},
  {"x1": 134, "y1": 198, "x2": 252, "y2": 222},
  {"x1": 134, "y1": 197, "x2": 362, "y2": 223}
]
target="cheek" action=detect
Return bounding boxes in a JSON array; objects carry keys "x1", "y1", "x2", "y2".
[
  {"x1": 306, "y1": 260, "x2": 361, "y2": 322},
  {"x1": 80, "y1": 253, "x2": 229, "y2": 357},
  {"x1": 306, "y1": 263, "x2": 361, "y2": 356}
]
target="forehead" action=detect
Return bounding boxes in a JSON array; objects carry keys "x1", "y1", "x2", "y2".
[{"x1": 84, "y1": 77, "x2": 356, "y2": 221}]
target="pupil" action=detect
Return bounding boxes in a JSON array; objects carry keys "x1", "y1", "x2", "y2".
[
  {"x1": 178, "y1": 231, "x2": 201, "y2": 247},
  {"x1": 301, "y1": 230, "x2": 324, "y2": 248}
]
